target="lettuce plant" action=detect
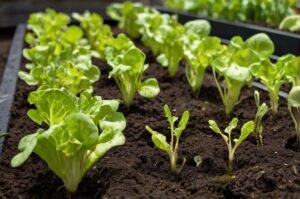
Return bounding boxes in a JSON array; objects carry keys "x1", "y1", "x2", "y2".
[
  {"x1": 105, "y1": 34, "x2": 160, "y2": 108},
  {"x1": 212, "y1": 33, "x2": 273, "y2": 115},
  {"x1": 284, "y1": 55, "x2": 300, "y2": 87},
  {"x1": 253, "y1": 91, "x2": 269, "y2": 146},
  {"x1": 25, "y1": 9, "x2": 70, "y2": 46},
  {"x1": 19, "y1": 61, "x2": 100, "y2": 95},
  {"x1": 145, "y1": 104, "x2": 189, "y2": 174},
  {"x1": 250, "y1": 56, "x2": 288, "y2": 113},
  {"x1": 209, "y1": 118, "x2": 254, "y2": 177},
  {"x1": 280, "y1": 15, "x2": 300, "y2": 32},
  {"x1": 11, "y1": 88, "x2": 126, "y2": 193},
  {"x1": 73, "y1": 12, "x2": 113, "y2": 60},
  {"x1": 212, "y1": 49, "x2": 257, "y2": 115},
  {"x1": 107, "y1": 2, "x2": 155, "y2": 39},
  {"x1": 184, "y1": 36, "x2": 226, "y2": 97},
  {"x1": 288, "y1": 86, "x2": 300, "y2": 146},
  {"x1": 155, "y1": 23, "x2": 185, "y2": 77}
]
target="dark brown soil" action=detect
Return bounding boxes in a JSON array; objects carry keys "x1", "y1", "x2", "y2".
[{"x1": 1, "y1": 38, "x2": 300, "y2": 199}]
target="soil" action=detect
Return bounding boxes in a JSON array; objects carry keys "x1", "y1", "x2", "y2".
[
  {"x1": 0, "y1": 28, "x2": 13, "y2": 81},
  {"x1": 1, "y1": 32, "x2": 300, "y2": 198}
]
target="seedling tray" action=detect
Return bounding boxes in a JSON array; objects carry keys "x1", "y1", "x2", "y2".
[
  {"x1": 156, "y1": 7, "x2": 300, "y2": 57},
  {"x1": 0, "y1": 21, "x2": 299, "y2": 198}
]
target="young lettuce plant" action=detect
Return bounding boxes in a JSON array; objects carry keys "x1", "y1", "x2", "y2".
[
  {"x1": 253, "y1": 91, "x2": 269, "y2": 146},
  {"x1": 288, "y1": 86, "x2": 300, "y2": 147},
  {"x1": 73, "y1": 11, "x2": 113, "y2": 60},
  {"x1": 105, "y1": 34, "x2": 160, "y2": 108},
  {"x1": 145, "y1": 104, "x2": 190, "y2": 175},
  {"x1": 212, "y1": 33, "x2": 273, "y2": 115},
  {"x1": 184, "y1": 36, "x2": 226, "y2": 97},
  {"x1": 283, "y1": 55, "x2": 300, "y2": 87},
  {"x1": 280, "y1": 15, "x2": 300, "y2": 32},
  {"x1": 11, "y1": 88, "x2": 126, "y2": 193},
  {"x1": 25, "y1": 9, "x2": 70, "y2": 46},
  {"x1": 107, "y1": 2, "x2": 155, "y2": 39},
  {"x1": 250, "y1": 56, "x2": 289, "y2": 113},
  {"x1": 19, "y1": 61, "x2": 100, "y2": 95},
  {"x1": 212, "y1": 49, "x2": 258, "y2": 116},
  {"x1": 209, "y1": 118, "x2": 254, "y2": 178}
]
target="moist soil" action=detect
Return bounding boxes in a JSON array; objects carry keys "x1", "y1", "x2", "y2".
[{"x1": 1, "y1": 34, "x2": 300, "y2": 199}]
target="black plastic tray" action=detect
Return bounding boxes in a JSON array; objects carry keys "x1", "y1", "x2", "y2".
[
  {"x1": 0, "y1": 24, "x2": 26, "y2": 153},
  {"x1": 157, "y1": 7, "x2": 300, "y2": 57}
]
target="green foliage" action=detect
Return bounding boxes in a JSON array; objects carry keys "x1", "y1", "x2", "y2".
[
  {"x1": 288, "y1": 86, "x2": 300, "y2": 144},
  {"x1": 253, "y1": 91, "x2": 269, "y2": 146},
  {"x1": 283, "y1": 55, "x2": 300, "y2": 87},
  {"x1": 105, "y1": 34, "x2": 160, "y2": 108},
  {"x1": 184, "y1": 35, "x2": 226, "y2": 97},
  {"x1": 20, "y1": 9, "x2": 100, "y2": 95},
  {"x1": 165, "y1": 0, "x2": 297, "y2": 26},
  {"x1": 209, "y1": 118, "x2": 254, "y2": 176},
  {"x1": 73, "y1": 12, "x2": 113, "y2": 60},
  {"x1": 107, "y1": 2, "x2": 155, "y2": 39},
  {"x1": 25, "y1": 9, "x2": 70, "y2": 46},
  {"x1": 280, "y1": 15, "x2": 300, "y2": 32},
  {"x1": 145, "y1": 104, "x2": 190, "y2": 174},
  {"x1": 11, "y1": 88, "x2": 126, "y2": 193},
  {"x1": 250, "y1": 55, "x2": 289, "y2": 113},
  {"x1": 212, "y1": 34, "x2": 272, "y2": 115}
]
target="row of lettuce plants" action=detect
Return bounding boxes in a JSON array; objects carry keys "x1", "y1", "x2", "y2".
[
  {"x1": 108, "y1": 2, "x2": 300, "y2": 152},
  {"x1": 11, "y1": 9, "x2": 128, "y2": 193}
]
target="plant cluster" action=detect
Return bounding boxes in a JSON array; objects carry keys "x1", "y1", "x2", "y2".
[
  {"x1": 74, "y1": 11, "x2": 160, "y2": 108},
  {"x1": 11, "y1": 9, "x2": 127, "y2": 193},
  {"x1": 165, "y1": 0, "x2": 297, "y2": 26},
  {"x1": 19, "y1": 9, "x2": 100, "y2": 95}
]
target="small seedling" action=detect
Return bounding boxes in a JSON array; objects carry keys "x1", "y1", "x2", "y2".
[
  {"x1": 194, "y1": 155, "x2": 203, "y2": 167},
  {"x1": 288, "y1": 86, "x2": 300, "y2": 147},
  {"x1": 253, "y1": 91, "x2": 269, "y2": 146},
  {"x1": 209, "y1": 118, "x2": 254, "y2": 178},
  {"x1": 145, "y1": 104, "x2": 190, "y2": 175}
]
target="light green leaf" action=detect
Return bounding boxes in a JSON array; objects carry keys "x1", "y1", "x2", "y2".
[
  {"x1": 245, "y1": 33, "x2": 274, "y2": 57},
  {"x1": 174, "y1": 111, "x2": 190, "y2": 138},
  {"x1": 138, "y1": 78, "x2": 160, "y2": 98},
  {"x1": 234, "y1": 121, "x2": 254, "y2": 147},
  {"x1": 145, "y1": 125, "x2": 170, "y2": 153},
  {"x1": 225, "y1": 118, "x2": 238, "y2": 134},
  {"x1": 208, "y1": 120, "x2": 222, "y2": 134}
]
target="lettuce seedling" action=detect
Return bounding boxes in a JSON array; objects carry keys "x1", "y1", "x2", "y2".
[
  {"x1": 11, "y1": 88, "x2": 126, "y2": 193},
  {"x1": 184, "y1": 36, "x2": 226, "y2": 97},
  {"x1": 209, "y1": 118, "x2": 254, "y2": 177},
  {"x1": 212, "y1": 49, "x2": 258, "y2": 115},
  {"x1": 253, "y1": 91, "x2": 269, "y2": 146},
  {"x1": 25, "y1": 9, "x2": 70, "y2": 46},
  {"x1": 212, "y1": 33, "x2": 273, "y2": 115},
  {"x1": 155, "y1": 23, "x2": 185, "y2": 77},
  {"x1": 288, "y1": 86, "x2": 300, "y2": 146},
  {"x1": 251, "y1": 56, "x2": 288, "y2": 113},
  {"x1": 105, "y1": 34, "x2": 160, "y2": 108},
  {"x1": 19, "y1": 61, "x2": 100, "y2": 95},
  {"x1": 145, "y1": 104, "x2": 189, "y2": 174},
  {"x1": 107, "y1": 2, "x2": 154, "y2": 39},
  {"x1": 283, "y1": 54, "x2": 300, "y2": 87},
  {"x1": 73, "y1": 12, "x2": 113, "y2": 60},
  {"x1": 280, "y1": 15, "x2": 300, "y2": 32}
]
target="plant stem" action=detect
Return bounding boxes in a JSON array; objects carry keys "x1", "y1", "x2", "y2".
[
  {"x1": 227, "y1": 151, "x2": 234, "y2": 176},
  {"x1": 269, "y1": 93, "x2": 279, "y2": 114}
]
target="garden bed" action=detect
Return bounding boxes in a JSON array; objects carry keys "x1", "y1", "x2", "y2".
[{"x1": 0, "y1": 26, "x2": 300, "y2": 198}]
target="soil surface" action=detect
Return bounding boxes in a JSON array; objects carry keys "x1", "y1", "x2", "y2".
[
  {"x1": 0, "y1": 32, "x2": 300, "y2": 199},
  {"x1": 0, "y1": 29, "x2": 13, "y2": 81}
]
